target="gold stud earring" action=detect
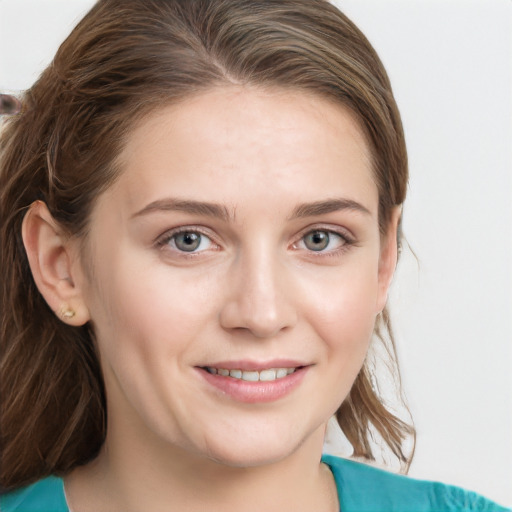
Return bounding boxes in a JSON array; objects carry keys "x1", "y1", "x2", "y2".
[{"x1": 60, "y1": 307, "x2": 76, "y2": 320}]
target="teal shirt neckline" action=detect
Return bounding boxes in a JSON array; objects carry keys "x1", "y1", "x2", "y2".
[
  {"x1": 1, "y1": 475, "x2": 68, "y2": 512},
  {"x1": 322, "y1": 454, "x2": 510, "y2": 512},
  {"x1": 1, "y1": 454, "x2": 509, "y2": 512}
]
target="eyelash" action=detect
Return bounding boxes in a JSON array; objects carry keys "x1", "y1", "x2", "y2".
[
  {"x1": 155, "y1": 225, "x2": 355, "y2": 258},
  {"x1": 292, "y1": 226, "x2": 355, "y2": 258},
  {"x1": 155, "y1": 226, "x2": 219, "y2": 258}
]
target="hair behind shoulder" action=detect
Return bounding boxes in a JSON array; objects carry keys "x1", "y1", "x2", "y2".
[{"x1": 0, "y1": 0, "x2": 413, "y2": 490}]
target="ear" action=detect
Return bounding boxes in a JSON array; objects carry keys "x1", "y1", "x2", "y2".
[
  {"x1": 376, "y1": 206, "x2": 401, "y2": 313},
  {"x1": 22, "y1": 201, "x2": 90, "y2": 325}
]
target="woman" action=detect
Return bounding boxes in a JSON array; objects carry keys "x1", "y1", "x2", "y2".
[{"x1": 0, "y1": 0, "x2": 508, "y2": 510}]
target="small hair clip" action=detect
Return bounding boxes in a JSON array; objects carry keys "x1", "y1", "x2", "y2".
[{"x1": 0, "y1": 93, "x2": 22, "y2": 115}]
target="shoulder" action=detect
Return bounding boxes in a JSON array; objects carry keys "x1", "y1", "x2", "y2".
[
  {"x1": 0, "y1": 476, "x2": 69, "y2": 512},
  {"x1": 321, "y1": 454, "x2": 510, "y2": 512}
]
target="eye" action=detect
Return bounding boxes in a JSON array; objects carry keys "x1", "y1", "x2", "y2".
[
  {"x1": 298, "y1": 229, "x2": 347, "y2": 252},
  {"x1": 164, "y1": 230, "x2": 213, "y2": 253}
]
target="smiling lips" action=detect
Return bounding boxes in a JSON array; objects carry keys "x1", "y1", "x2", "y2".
[{"x1": 198, "y1": 363, "x2": 309, "y2": 403}]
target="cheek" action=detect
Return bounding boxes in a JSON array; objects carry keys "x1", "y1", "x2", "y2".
[
  {"x1": 85, "y1": 259, "x2": 219, "y2": 425},
  {"x1": 290, "y1": 262, "x2": 380, "y2": 419},
  {"x1": 295, "y1": 267, "x2": 379, "y2": 415},
  {"x1": 297, "y1": 259, "x2": 380, "y2": 351},
  {"x1": 87, "y1": 252, "x2": 221, "y2": 366}
]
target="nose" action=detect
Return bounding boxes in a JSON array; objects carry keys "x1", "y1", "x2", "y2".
[{"x1": 219, "y1": 245, "x2": 298, "y2": 338}]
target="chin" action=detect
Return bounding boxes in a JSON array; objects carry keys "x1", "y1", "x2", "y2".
[
  {"x1": 205, "y1": 443, "x2": 294, "y2": 469},
  {"x1": 191, "y1": 420, "x2": 320, "y2": 469}
]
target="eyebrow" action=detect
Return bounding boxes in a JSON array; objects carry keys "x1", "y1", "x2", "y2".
[
  {"x1": 132, "y1": 198, "x2": 233, "y2": 222},
  {"x1": 132, "y1": 197, "x2": 371, "y2": 222},
  {"x1": 290, "y1": 198, "x2": 371, "y2": 219}
]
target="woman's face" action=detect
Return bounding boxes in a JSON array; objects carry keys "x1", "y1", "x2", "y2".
[{"x1": 78, "y1": 86, "x2": 398, "y2": 467}]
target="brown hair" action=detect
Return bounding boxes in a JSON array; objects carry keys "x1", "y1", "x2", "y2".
[{"x1": 0, "y1": 0, "x2": 414, "y2": 490}]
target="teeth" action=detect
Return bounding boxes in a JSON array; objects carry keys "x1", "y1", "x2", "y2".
[
  {"x1": 259, "y1": 369, "x2": 276, "y2": 381},
  {"x1": 276, "y1": 368, "x2": 288, "y2": 378},
  {"x1": 242, "y1": 370, "x2": 259, "y2": 382},
  {"x1": 205, "y1": 367, "x2": 297, "y2": 381}
]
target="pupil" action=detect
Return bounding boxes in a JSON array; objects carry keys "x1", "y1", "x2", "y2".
[
  {"x1": 306, "y1": 231, "x2": 329, "y2": 251},
  {"x1": 176, "y1": 232, "x2": 200, "y2": 252}
]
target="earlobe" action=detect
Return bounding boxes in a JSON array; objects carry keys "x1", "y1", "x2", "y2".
[
  {"x1": 376, "y1": 207, "x2": 401, "y2": 313},
  {"x1": 21, "y1": 201, "x2": 90, "y2": 325}
]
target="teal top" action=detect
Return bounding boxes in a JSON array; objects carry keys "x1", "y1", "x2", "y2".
[{"x1": 1, "y1": 455, "x2": 509, "y2": 511}]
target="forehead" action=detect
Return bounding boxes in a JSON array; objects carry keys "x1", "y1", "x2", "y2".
[{"x1": 106, "y1": 86, "x2": 377, "y2": 219}]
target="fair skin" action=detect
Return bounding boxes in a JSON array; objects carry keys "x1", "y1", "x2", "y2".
[{"x1": 23, "y1": 86, "x2": 400, "y2": 512}]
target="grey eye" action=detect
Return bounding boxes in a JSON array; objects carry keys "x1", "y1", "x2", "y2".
[
  {"x1": 174, "y1": 232, "x2": 202, "y2": 252},
  {"x1": 303, "y1": 231, "x2": 330, "y2": 251}
]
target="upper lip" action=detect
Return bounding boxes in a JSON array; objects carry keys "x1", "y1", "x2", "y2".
[{"x1": 199, "y1": 359, "x2": 310, "y2": 371}]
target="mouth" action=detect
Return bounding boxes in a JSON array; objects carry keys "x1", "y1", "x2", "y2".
[
  {"x1": 197, "y1": 363, "x2": 309, "y2": 403},
  {"x1": 202, "y1": 366, "x2": 300, "y2": 382}
]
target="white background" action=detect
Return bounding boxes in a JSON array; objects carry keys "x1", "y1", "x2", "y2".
[{"x1": 1, "y1": 0, "x2": 511, "y2": 506}]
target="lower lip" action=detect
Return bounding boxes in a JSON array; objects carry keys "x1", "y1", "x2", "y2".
[{"x1": 197, "y1": 367, "x2": 309, "y2": 403}]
